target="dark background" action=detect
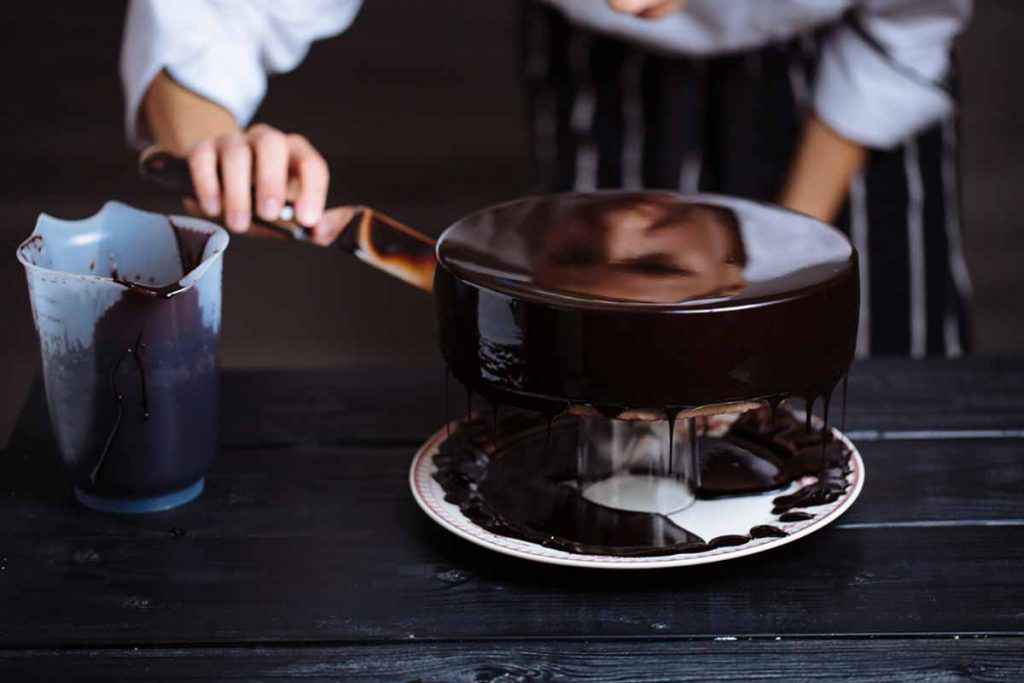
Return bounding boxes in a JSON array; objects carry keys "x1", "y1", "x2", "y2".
[{"x1": 1, "y1": 1, "x2": 1021, "y2": 445}]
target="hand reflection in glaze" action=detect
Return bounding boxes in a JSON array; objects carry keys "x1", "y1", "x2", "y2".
[{"x1": 532, "y1": 194, "x2": 747, "y2": 304}]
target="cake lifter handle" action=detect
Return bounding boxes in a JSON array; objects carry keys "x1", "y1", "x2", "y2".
[{"x1": 138, "y1": 147, "x2": 437, "y2": 292}]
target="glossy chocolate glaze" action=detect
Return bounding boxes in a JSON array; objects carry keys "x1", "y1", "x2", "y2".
[
  {"x1": 435, "y1": 192, "x2": 858, "y2": 420},
  {"x1": 433, "y1": 405, "x2": 851, "y2": 557}
]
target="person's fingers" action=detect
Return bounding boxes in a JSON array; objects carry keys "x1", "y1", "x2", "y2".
[
  {"x1": 217, "y1": 133, "x2": 253, "y2": 232},
  {"x1": 311, "y1": 205, "x2": 358, "y2": 246},
  {"x1": 639, "y1": 3, "x2": 681, "y2": 19},
  {"x1": 187, "y1": 139, "x2": 221, "y2": 217},
  {"x1": 249, "y1": 124, "x2": 289, "y2": 222},
  {"x1": 286, "y1": 133, "x2": 329, "y2": 227},
  {"x1": 607, "y1": 0, "x2": 684, "y2": 19}
]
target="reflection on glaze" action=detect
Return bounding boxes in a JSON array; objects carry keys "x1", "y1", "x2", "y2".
[{"x1": 438, "y1": 191, "x2": 852, "y2": 308}]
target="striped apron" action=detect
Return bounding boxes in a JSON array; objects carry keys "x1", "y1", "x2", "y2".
[{"x1": 522, "y1": 3, "x2": 972, "y2": 358}]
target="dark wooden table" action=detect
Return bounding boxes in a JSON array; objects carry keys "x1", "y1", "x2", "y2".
[{"x1": 2, "y1": 358, "x2": 1023, "y2": 681}]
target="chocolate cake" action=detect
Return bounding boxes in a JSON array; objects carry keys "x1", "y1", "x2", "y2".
[
  {"x1": 431, "y1": 191, "x2": 860, "y2": 556},
  {"x1": 435, "y1": 191, "x2": 859, "y2": 423}
]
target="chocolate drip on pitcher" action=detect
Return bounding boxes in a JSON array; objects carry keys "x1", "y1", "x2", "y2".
[
  {"x1": 110, "y1": 221, "x2": 213, "y2": 299},
  {"x1": 443, "y1": 366, "x2": 451, "y2": 438},
  {"x1": 132, "y1": 330, "x2": 150, "y2": 420},
  {"x1": 91, "y1": 347, "x2": 129, "y2": 484},
  {"x1": 90, "y1": 330, "x2": 151, "y2": 484},
  {"x1": 168, "y1": 218, "x2": 205, "y2": 274}
]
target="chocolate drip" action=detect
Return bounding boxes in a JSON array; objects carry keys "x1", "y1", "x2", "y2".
[
  {"x1": 767, "y1": 397, "x2": 782, "y2": 432},
  {"x1": 779, "y1": 511, "x2": 815, "y2": 522},
  {"x1": 804, "y1": 394, "x2": 815, "y2": 433},
  {"x1": 750, "y1": 525, "x2": 788, "y2": 539},
  {"x1": 111, "y1": 221, "x2": 212, "y2": 299},
  {"x1": 822, "y1": 387, "x2": 831, "y2": 440},
  {"x1": 90, "y1": 329, "x2": 151, "y2": 484},
  {"x1": 730, "y1": 403, "x2": 852, "y2": 516},
  {"x1": 821, "y1": 383, "x2": 833, "y2": 459},
  {"x1": 542, "y1": 409, "x2": 557, "y2": 459},
  {"x1": 132, "y1": 330, "x2": 150, "y2": 420},
  {"x1": 91, "y1": 344, "x2": 130, "y2": 484},
  {"x1": 168, "y1": 218, "x2": 204, "y2": 275},
  {"x1": 665, "y1": 407, "x2": 680, "y2": 476},
  {"x1": 841, "y1": 373, "x2": 849, "y2": 432},
  {"x1": 687, "y1": 416, "x2": 701, "y2": 489}
]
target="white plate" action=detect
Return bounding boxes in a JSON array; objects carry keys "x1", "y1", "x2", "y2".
[{"x1": 410, "y1": 418, "x2": 864, "y2": 570}]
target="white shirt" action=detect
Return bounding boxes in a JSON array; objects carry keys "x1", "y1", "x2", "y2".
[{"x1": 121, "y1": 0, "x2": 970, "y2": 150}]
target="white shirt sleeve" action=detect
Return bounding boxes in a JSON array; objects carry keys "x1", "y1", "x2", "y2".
[
  {"x1": 814, "y1": 0, "x2": 972, "y2": 149},
  {"x1": 120, "y1": 0, "x2": 362, "y2": 148}
]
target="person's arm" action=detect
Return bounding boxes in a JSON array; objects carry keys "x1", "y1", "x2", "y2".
[
  {"x1": 782, "y1": 0, "x2": 971, "y2": 222},
  {"x1": 121, "y1": 0, "x2": 362, "y2": 239},
  {"x1": 778, "y1": 115, "x2": 867, "y2": 223},
  {"x1": 141, "y1": 71, "x2": 330, "y2": 235},
  {"x1": 143, "y1": 71, "x2": 239, "y2": 157},
  {"x1": 812, "y1": 0, "x2": 972, "y2": 151}
]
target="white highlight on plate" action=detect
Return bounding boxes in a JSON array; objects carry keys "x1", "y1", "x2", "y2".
[
  {"x1": 581, "y1": 473, "x2": 695, "y2": 515},
  {"x1": 579, "y1": 472, "x2": 830, "y2": 543},
  {"x1": 666, "y1": 481, "x2": 814, "y2": 542}
]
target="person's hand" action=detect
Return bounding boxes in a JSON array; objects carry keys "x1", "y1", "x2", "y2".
[
  {"x1": 185, "y1": 123, "x2": 332, "y2": 242},
  {"x1": 607, "y1": 0, "x2": 686, "y2": 19}
]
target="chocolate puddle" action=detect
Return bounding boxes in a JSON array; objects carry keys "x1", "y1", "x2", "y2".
[{"x1": 433, "y1": 404, "x2": 852, "y2": 557}]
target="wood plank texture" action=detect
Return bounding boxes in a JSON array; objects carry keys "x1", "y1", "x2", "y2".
[
  {"x1": 4, "y1": 438, "x2": 1024, "y2": 540},
  {"x1": 1, "y1": 524, "x2": 1020, "y2": 646},
  {"x1": 2, "y1": 437, "x2": 1024, "y2": 646},
  {"x1": 3, "y1": 638, "x2": 1023, "y2": 682},
  {"x1": 9, "y1": 358, "x2": 1024, "y2": 453},
  {"x1": 3, "y1": 361, "x2": 1023, "y2": 677}
]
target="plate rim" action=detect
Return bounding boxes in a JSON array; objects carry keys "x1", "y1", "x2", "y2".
[{"x1": 409, "y1": 417, "x2": 865, "y2": 570}]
